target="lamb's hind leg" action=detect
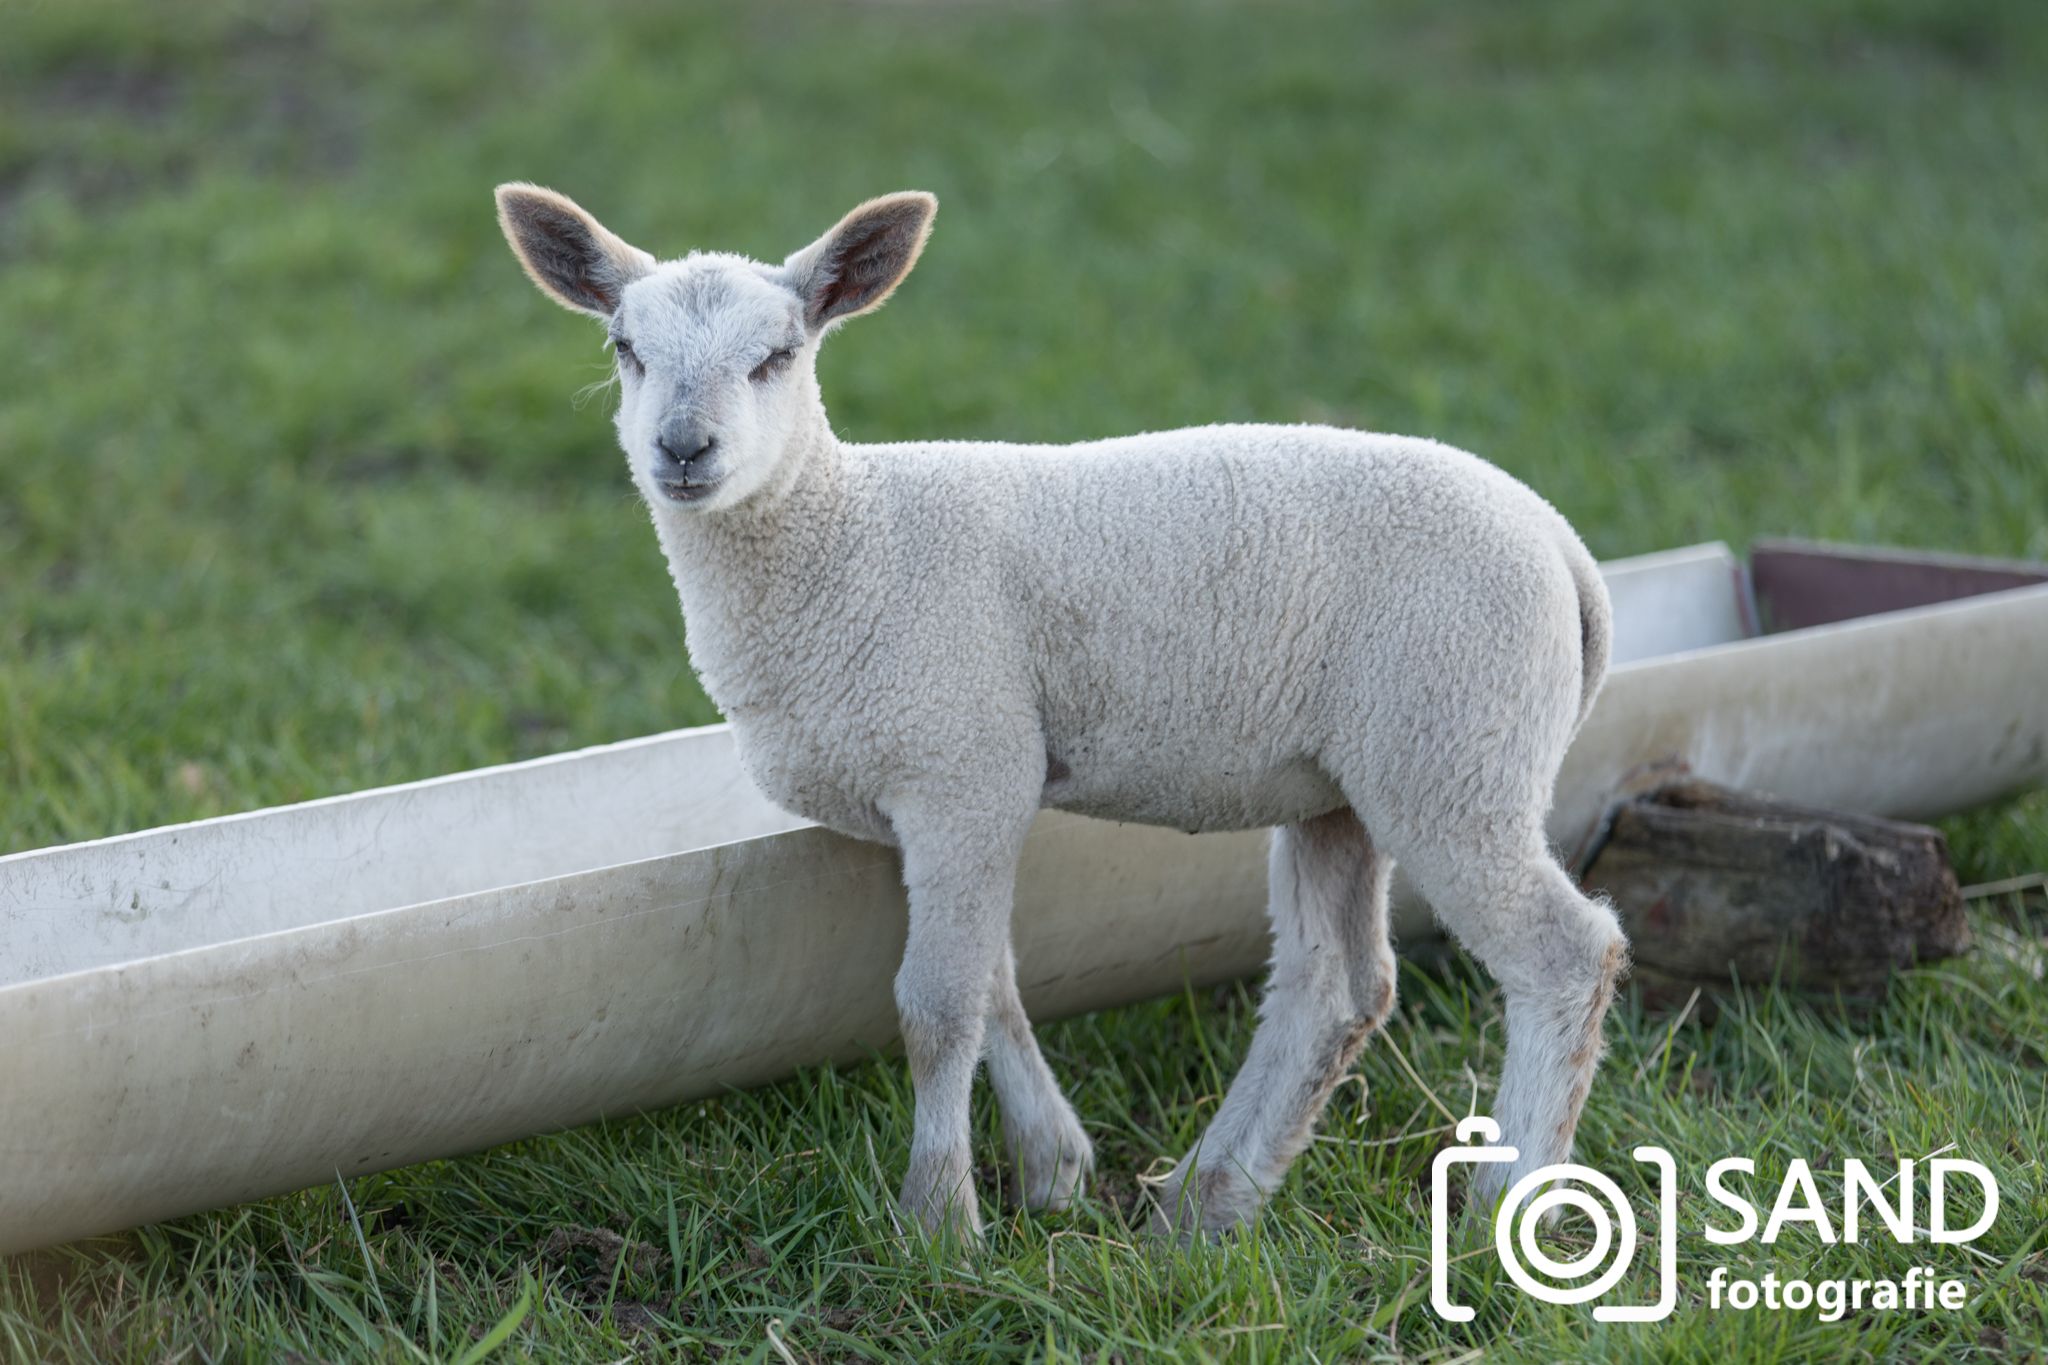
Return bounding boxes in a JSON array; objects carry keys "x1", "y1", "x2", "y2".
[
  {"x1": 1151, "y1": 808, "x2": 1396, "y2": 1240},
  {"x1": 1398, "y1": 833, "x2": 1626, "y2": 1206},
  {"x1": 986, "y1": 942, "x2": 1094, "y2": 1210}
]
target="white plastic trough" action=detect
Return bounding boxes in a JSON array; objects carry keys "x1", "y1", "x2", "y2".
[{"x1": 3, "y1": 541, "x2": 2045, "y2": 1254}]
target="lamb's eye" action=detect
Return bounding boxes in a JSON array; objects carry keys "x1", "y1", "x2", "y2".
[
  {"x1": 613, "y1": 338, "x2": 640, "y2": 373},
  {"x1": 749, "y1": 347, "x2": 795, "y2": 383}
]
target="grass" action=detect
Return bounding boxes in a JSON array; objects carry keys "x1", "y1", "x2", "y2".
[{"x1": 2, "y1": 0, "x2": 2045, "y2": 1358}]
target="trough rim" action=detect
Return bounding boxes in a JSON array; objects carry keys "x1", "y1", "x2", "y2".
[
  {"x1": 6, "y1": 567, "x2": 2044, "y2": 886},
  {"x1": 4, "y1": 569, "x2": 2044, "y2": 996}
]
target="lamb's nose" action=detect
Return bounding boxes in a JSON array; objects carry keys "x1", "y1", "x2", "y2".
[{"x1": 656, "y1": 428, "x2": 716, "y2": 468}]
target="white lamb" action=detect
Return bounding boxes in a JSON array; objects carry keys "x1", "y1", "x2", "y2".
[{"x1": 495, "y1": 184, "x2": 1626, "y2": 1243}]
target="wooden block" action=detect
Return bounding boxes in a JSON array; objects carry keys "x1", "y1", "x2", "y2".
[{"x1": 1578, "y1": 771, "x2": 1971, "y2": 1001}]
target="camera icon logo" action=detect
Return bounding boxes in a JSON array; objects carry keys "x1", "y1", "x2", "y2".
[{"x1": 1430, "y1": 1116, "x2": 1678, "y2": 1323}]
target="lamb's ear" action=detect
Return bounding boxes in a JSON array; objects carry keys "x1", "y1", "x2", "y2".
[
  {"x1": 782, "y1": 191, "x2": 936, "y2": 333},
  {"x1": 494, "y1": 182, "x2": 654, "y2": 318}
]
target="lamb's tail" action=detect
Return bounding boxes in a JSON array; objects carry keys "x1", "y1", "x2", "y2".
[{"x1": 1561, "y1": 533, "x2": 1611, "y2": 732}]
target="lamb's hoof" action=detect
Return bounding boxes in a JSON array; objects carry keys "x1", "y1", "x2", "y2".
[
  {"x1": 1009, "y1": 1119, "x2": 1095, "y2": 1212},
  {"x1": 899, "y1": 1152, "x2": 983, "y2": 1247},
  {"x1": 1146, "y1": 1165, "x2": 1263, "y2": 1245},
  {"x1": 1459, "y1": 1164, "x2": 1560, "y2": 1241}
]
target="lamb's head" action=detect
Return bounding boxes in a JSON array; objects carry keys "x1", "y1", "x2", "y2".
[{"x1": 495, "y1": 185, "x2": 937, "y2": 514}]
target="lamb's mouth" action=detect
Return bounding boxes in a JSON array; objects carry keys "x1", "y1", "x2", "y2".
[{"x1": 653, "y1": 477, "x2": 722, "y2": 505}]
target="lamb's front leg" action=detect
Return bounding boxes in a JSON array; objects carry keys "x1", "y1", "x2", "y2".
[
  {"x1": 986, "y1": 942, "x2": 1094, "y2": 1211},
  {"x1": 890, "y1": 800, "x2": 1035, "y2": 1244}
]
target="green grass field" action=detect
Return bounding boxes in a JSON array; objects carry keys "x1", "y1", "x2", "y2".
[{"x1": 3, "y1": 0, "x2": 2046, "y2": 1359}]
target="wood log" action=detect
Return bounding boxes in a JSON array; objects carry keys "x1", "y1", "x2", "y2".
[{"x1": 1577, "y1": 769, "x2": 1971, "y2": 1002}]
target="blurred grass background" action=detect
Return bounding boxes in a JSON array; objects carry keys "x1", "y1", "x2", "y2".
[
  {"x1": 4, "y1": 0, "x2": 2046, "y2": 851},
  {"x1": 1, "y1": 0, "x2": 2044, "y2": 1360}
]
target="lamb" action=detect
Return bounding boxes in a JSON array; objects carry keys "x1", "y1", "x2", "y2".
[{"x1": 494, "y1": 184, "x2": 1627, "y2": 1244}]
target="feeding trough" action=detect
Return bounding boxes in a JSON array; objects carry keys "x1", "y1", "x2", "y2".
[{"x1": 3, "y1": 540, "x2": 2045, "y2": 1254}]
